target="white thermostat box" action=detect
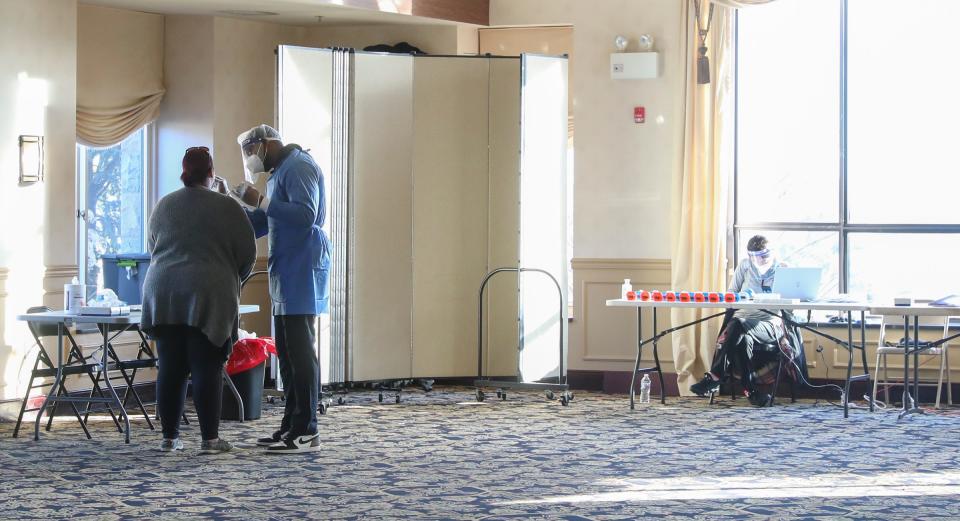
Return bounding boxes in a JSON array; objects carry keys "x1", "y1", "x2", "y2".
[{"x1": 610, "y1": 52, "x2": 659, "y2": 79}]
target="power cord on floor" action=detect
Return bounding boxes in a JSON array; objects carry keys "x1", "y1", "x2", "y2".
[{"x1": 794, "y1": 344, "x2": 845, "y2": 409}]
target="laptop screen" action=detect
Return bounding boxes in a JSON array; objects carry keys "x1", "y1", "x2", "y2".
[{"x1": 772, "y1": 267, "x2": 823, "y2": 301}]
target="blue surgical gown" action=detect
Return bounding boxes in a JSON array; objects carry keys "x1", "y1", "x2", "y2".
[{"x1": 246, "y1": 148, "x2": 330, "y2": 316}]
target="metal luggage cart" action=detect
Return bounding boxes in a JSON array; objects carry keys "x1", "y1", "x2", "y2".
[{"x1": 475, "y1": 267, "x2": 573, "y2": 405}]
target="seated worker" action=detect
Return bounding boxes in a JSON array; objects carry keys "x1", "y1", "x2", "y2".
[{"x1": 690, "y1": 235, "x2": 801, "y2": 406}]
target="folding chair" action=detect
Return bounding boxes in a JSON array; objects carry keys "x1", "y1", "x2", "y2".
[
  {"x1": 14, "y1": 306, "x2": 122, "y2": 438},
  {"x1": 85, "y1": 325, "x2": 159, "y2": 429},
  {"x1": 708, "y1": 309, "x2": 803, "y2": 407}
]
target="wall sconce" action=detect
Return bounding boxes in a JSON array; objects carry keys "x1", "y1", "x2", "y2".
[{"x1": 19, "y1": 135, "x2": 43, "y2": 183}]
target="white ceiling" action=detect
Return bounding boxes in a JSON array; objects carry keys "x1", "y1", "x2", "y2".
[{"x1": 80, "y1": 0, "x2": 462, "y2": 26}]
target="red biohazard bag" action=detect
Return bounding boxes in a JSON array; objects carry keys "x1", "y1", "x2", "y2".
[{"x1": 226, "y1": 337, "x2": 277, "y2": 376}]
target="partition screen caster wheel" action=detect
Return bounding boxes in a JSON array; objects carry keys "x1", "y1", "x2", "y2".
[
  {"x1": 319, "y1": 403, "x2": 328, "y2": 415},
  {"x1": 378, "y1": 393, "x2": 384, "y2": 403},
  {"x1": 560, "y1": 395, "x2": 570, "y2": 406},
  {"x1": 545, "y1": 390, "x2": 555, "y2": 401},
  {"x1": 476, "y1": 389, "x2": 485, "y2": 402},
  {"x1": 496, "y1": 389, "x2": 506, "y2": 401},
  {"x1": 337, "y1": 397, "x2": 345, "y2": 405},
  {"x1": 395, "y1": 395, "x2": 401, "y2": 404}
]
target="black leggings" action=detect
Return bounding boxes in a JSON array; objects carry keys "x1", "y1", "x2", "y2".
[{"x1": 154, "y1": 325, "x2": 226, "y2": 440}]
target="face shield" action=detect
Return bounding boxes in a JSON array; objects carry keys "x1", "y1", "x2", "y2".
[
  {"x1": 237, "y1": 125, "x2": 282, "y2": 184},
  {"x1": 748, "y1": 248, "x2": 774, "y2": 273},
  {"x1": 240, "y1": 140, "x2": 267, "y2": 184}
]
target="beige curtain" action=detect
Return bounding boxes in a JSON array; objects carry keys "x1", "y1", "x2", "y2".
[
  {"x1": 670, "y1": 0, "x2": 736, "y2": 394},
  {"x1": 77, "y1": 5, "x2": 165, "y2": 147}
]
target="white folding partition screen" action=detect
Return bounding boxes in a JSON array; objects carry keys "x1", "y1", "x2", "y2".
[
  {"x1": 484, "y1": 58, "x2": 523, "y2": 378},
  {"x1": 411, "y1": 57, "x2": 492, "y2": 378},
  {"x1": 350, "y1": 53, "x2": 415, "y2": 381},
  {"x1": 277, "y1": 47, "x2": 567, "y2": 384},
  {"x1": 518, "y1": 55, "x2": 569, "y2": 382},
  {"x1": 277, "y1": 46, "x2": 336, "y2": 383}
]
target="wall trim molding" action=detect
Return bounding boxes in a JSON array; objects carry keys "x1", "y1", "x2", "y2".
[
  {"x1": 43, "y1": 265, "x2": 80, "y2": 296},
  {"x1": 43, "y1": 265, "x2": 80, "y2": 280},
  {"x1": 0, "y1": 267, "x2": 7, "y2": 299},
  {"x1": 572, "y1": 258, "x2": 671, "y2": 272}
]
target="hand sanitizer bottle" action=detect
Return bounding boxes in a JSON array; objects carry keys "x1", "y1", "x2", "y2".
[{"x1": 622, "y1": 279, "x2": 632, "y2": 300}]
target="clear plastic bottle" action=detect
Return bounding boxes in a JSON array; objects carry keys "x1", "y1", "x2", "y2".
[
  {"x1": 639, "y1": 373, "x2": 651, "y2": 404},
  {"x1": 621, "y1": 278, "x2": 632, "y2": 299}
]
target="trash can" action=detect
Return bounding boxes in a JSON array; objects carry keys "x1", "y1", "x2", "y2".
[
  {"x1": 222, "y1": 361, "x2": 266, "y2": 421},
  {"x1": 222, "y1": 337, "x2": 276, "y2": 421},
  {"x1": 101, "y1": 253, "x2": 151, "y2": 305}
]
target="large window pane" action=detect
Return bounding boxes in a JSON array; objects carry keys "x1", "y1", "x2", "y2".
[
  {"x1": 848, "y1": 1, "x2": 960, "y2": 224},
  {"x1": 737, "y1": 229, "x2": 839, "y2": 297},
  {"x1": 848, "y1": 233, "x2": 960, "y2": 300},
  {"x1": 737, "y1": 0, "x2": 840, "y2": 223},
  {"x1": 80, "y1": 128, "x2": 146, "y2": 285}
]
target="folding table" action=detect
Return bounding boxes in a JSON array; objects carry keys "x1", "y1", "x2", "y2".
[{"x1": 16, "y1": 305, "x2": 259, "y2": 443}]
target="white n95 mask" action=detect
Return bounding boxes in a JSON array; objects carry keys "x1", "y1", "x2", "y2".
[{"x1": 243, "y1": 154, "x2": 266, "y2": 184}]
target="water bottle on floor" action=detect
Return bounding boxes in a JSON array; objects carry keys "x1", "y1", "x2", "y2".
[{"x1": 639, "y1": 374, "x2": 651, "y2": 404}]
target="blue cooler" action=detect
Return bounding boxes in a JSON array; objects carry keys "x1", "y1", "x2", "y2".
[{"x1": 101, "y1": 253, "x2": 151, "y2": 305}]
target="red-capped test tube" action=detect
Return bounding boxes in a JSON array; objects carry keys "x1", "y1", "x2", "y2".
[
  {"x1": 651, "y1": 290, "x2": 663, "y2": 302},
  {"x1": 694, "y1": 292, "x2": 705, "y2": 302},
  {"x1": 665, "y1": 291, "x2": 677, "y2": 302},
  {"x1": 708, "y1": 292, "x2": 721, "y2": 303},
  {"x1": 679, "y1": 291, "x2": 691, "y2": 302},
  {"x1": 627, "y1": 291, "x2": 636, "y2": 301},
  {"x1": 724, "y1": 292, "x2": 736, "y2": 303},
  {"x1": 639, "y1": 290, "x2": 650, "y2": 301}
]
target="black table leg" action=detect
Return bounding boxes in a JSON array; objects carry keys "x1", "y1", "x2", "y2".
[
  {"x1": 652, "y1": 310, "x2": 665, "y2": 404},
  {"x1": 629, "y1": 307, "x2": 643, "y2": 410},
  {"x1": 860, "y1": 311, "x2": 872, "y2": 412},
  {"x1": 914, "y1": 315, "x2": 921, "y2": 407},
  {"x1": 844, "y1": 311, "x2": 853, "y2": 418},
  {"x1": 34, "y1": 322, "x2": 64, "y2": 441}
]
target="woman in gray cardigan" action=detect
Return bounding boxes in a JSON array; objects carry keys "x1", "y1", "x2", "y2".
[{"x1": 141, "y1": 146, "x2": 257, "y2": 453}]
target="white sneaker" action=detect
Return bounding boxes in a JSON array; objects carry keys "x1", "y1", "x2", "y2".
[
  {"x1": 266, "y1": 433, "x2": 321, "y2": 454},
  {"x1": 159, "y1": 438, "x2": 184, "y2": 452}
]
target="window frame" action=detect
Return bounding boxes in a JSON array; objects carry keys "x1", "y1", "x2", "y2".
[
  {"x1": 75, "y1": 124, "x2": 155, "y2": 286},
  {"x1": 733, "y1": 0, "x2": 960, "y2": 294}
]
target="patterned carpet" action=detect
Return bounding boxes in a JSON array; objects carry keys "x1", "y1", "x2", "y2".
[{"x1": 2, "y1": 386, "x2": 960, "y2": 520}]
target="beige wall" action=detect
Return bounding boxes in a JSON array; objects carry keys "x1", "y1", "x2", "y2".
[
  {"x1": 0, "y1": 0, "x2": 78, "y2": 401},
  {"x1": 157, "y1": 15, "x2": 215, "y2": 197},
  {"x1": 490, "y1": 0, "x2": 682, "y2": 261},
  {"x1": 212, "y1": 17, "x2": 312, "y2": 191}
]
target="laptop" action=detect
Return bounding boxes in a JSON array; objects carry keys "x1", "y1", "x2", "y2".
[{"x1": 772, "y1": 267, "x2": 823, "y2": 301}]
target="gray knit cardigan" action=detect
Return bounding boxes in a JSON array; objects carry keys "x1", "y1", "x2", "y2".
[{"x1": 141, "y1": 186, "x2": 257, "y2": 352}]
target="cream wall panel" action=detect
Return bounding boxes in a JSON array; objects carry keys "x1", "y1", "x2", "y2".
[
  {"x1": 350, "y1": 54, "x2": 415, "y2": 381},
  {"x1": 489, "y1": 0, "x2": 683, "y2": 260},
  {"x1": 484, "y1": 59, "x2": 522, "y2": 378},
  {"x1": 411, "y1": 58, "x2": 491, "y2": 377},
  {"x1": 570, "y1": 259, "x2": 673, "y2": 372}
]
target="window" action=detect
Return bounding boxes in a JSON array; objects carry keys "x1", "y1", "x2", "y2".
[
  {"x1": 736, "y1": 0, "x2": 960, "y2": 301},
  {"x1": 77, "y1": 126, "x2": 150, "y2": 286}
]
